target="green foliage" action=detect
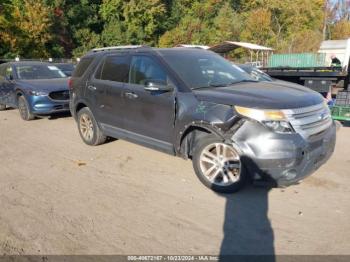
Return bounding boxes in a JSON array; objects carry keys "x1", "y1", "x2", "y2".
[
  {"x1": 210, "y1": 3, "x2": 242, "y2": 43},
  {"x1": 240, "y1": 0, "x2": 325, "y2": 52},
  {"x1": 100, "y1": 0, "x2": 166, "y2": 47},
  {"x1": 0, "y1": 0, "x2": 53, "y2": 58},
  {"x1": 72, "y1": 28, "x2": 102, "y2": 57},
  {"x1": 331, "y1": 19, "x2": 350, "y2": 40},
  {"x1": 159, "y1": 0, "x2": 229, "y2": 47},
  {"x1": 0, "y1": 0, "x2": 16, "y2": 56},
  {"x1": 0, "y1": 0, "x2": 345, "y2": 58},
  {"x1": 240, "y1": 8, "x2": 274, "y2": 46}
]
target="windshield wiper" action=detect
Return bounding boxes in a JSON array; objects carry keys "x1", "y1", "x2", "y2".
[
  {"x1": 192, "y1": 79, "x2": 258, "y2": 90},
  {"x1": 191, "y1": 85, "x2": 221, "y2": 90},
  {"x1": 230, "y1": 79, "x2": 258, "y2": 84}
]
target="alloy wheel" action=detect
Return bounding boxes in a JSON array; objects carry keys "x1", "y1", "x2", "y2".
[
  {"x1": 79, "y1": 114, "x2": 94, "y2": 141},
  {"x1": 199, "y1": 143, "x2": 241, "y2": 186}
]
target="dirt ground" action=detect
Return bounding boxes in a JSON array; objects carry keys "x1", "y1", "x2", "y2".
[{"x1": 0, "y1": 108, "x2": 349, "y2": 256}]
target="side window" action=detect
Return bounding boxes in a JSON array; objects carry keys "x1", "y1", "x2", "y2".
[
  {"x1": 101, "y1": 55, "x2": 129, "y2": 83},
  {"x1": 0, "y1": 65, "x2": 4, "y2": 80},
  {"x1": 5, "y1": 66, "x2": 13, "y2": 78},
  {"x1": 129, "y1": 56, "x2": 167, "y2": 85},
  {"x1": 72, "y1": 57, "x2": 93, "y2": 77},
  {"x1": 94, "y1": 59, "x2": 104, "y2": 80}
]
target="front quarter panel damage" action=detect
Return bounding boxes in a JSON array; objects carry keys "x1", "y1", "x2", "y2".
[{"x1": 174, "y1": 93, "x2": 241, "y2": 158}]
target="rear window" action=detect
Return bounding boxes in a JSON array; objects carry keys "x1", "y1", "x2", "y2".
[{"x1": 73, "y1": 57, "x2": 94, "y2": 77}]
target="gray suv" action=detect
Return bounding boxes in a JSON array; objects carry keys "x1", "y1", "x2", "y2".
[{"x1": 69, "y1": 46, "x2": 336, "y2": 193}]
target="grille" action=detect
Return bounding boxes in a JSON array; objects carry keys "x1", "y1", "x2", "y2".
[
  {"x1": 283, "y1": 103, "x2": 332, "y2": 139},
  {"x1": 49, "y1": 90, "x2": 70, "y2": 101}
]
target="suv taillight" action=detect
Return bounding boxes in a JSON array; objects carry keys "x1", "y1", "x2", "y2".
[{"x1": 68, "y1": 78, "x2": 73, "y2": 90}]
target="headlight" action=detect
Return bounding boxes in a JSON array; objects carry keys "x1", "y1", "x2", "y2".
[
  {"x1": 235, "y1": 106, "x2": 286, "y2": 121},
  {"x1": 29, "y1": 90, "x2": 48, "y2": 96},
  {"x1": 235, "y1": 106, "x2": 294, "y2": 134},
  {"x1": 263, "y1": 120, "x2": 294, "y2": 134}
]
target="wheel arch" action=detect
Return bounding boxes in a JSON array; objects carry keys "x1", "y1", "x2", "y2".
[
  {"x1": 176, "y1": 116, "x2": 245, "y2": 159},
  {"x1": 177, "y1": 122, "x2": 225, "y2": 159},
  {"x1": 15, "y1": 89, "x2": 27, "y2": 107},
  {"x1": 72, "y1": 99, "x2": 94, "y2": 120},
  {"x1": 15, "y1": 89, "x2": 25, "y2": 99},
  {"x1": 76, "y1": 102, "x2": 88, "y2": 114}
]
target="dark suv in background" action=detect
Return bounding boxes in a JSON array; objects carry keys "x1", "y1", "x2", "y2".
[{"x1": 70, "y1": 46, "x2": 336, "y2": 193}]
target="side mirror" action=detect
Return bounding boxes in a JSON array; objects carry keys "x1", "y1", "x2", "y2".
[{"x1": 144, "y1": 80, "x2": 174, "y2": 92}]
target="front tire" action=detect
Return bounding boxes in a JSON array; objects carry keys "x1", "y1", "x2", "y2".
[
  {"x1": 77, "y1": 107, "x2": 107, "y2": 146},
  {"x1": 192, "y1": 135, "x2": 247, "y2": 193},
  {"x1": 18, "y1": 96, "x2": 35, "y2": 121}
]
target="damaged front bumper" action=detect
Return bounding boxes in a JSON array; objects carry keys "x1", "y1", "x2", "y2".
[{"x1": 232, "y1": 120, "x2": 336, "y2": 187}]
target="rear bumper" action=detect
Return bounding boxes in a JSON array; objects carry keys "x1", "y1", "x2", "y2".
[
  {"x1": 28, "y1": 95, "x2": 70, "y2": 115},
  {"x1": 69, "y1": 98, "x2": 77, "y2": 120},
  {"x1": 233, "y1": 120, "x2": 336, "y2": 187}
]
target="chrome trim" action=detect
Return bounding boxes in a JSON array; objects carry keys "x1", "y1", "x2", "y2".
[
  {"x1": 282, "y1": 103, "x2": 332, "y2": 139},
  {"x1": 283, "y1": 103, "x2": 325, "y2": 115},
  {"x1": 91, "y1": 45, "x2": 146, "y2": 52}
]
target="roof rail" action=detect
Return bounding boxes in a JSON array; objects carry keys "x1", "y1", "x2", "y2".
[{"x1": 90, "y1": 45, "x2": 149, "y2": 53}]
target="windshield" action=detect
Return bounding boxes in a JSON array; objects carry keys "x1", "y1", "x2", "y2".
[
  {"x1": 251, "y1": 68, "x2": 273, "y2": 82},
  {"x1": 239, "y1": 65, "x2": 272, "y2": 82},
  {"x1": 16, "y1": 65, "x2": 67, "y2": 80},
  {"x1": 55, "y1": 64, "x2": 75, "y2": 71},
  {"x1": 160, "y1": 50, "x2": 255, "y2": 89}
]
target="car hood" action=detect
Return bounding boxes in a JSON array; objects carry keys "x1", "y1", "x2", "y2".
[
  {"x1": 16, "y1": 78, "x2": 69, "y2": 92},
  {"x1": 193, "y1": 81, "x2": 324, "y2": 110}
]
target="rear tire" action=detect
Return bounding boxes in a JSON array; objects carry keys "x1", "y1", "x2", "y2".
[
  {"x1": 77, "y1": 107, "x2": 107, "y2": 146},
  {"x1": 0, "y1": 104, "x2": 6, "y2": 111},
  {"x1": 192, "y1": 135, "x2": 247, "y2": 193},
  {"x1": 18, "y1": 96, "x2": 35, "y2": 121}
]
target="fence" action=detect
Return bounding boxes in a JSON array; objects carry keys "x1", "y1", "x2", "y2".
[{"x1": 0, "y1": 58, "x2": 78, "y2": 64}]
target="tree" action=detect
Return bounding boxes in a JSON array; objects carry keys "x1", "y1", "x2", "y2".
[
  {"x1": 326, "y1": 0, "x2": 350, "y2": 40},
  {"x1": 42, "y1": 0, "x2": 103, "y2": 57},
  {"x1": 210, "y1": 2, "x2": 242, "y2": 43},
  {"x1": 333, "y1": 0, "x2": 350, "y2": 21},
  {"x1": 331, "y1": 19, "x2": 350, "y2": 39},
  {"x1": 241, "y1": 0, "x2": 324, "y2": 52},
  {"x1": 0, "y1": 0, "x2": 337, "y2": 58},
  {"x1": 72, "y1": 29, "x2": 102, "y2": 57},
  {"x1": 11, "y1": 0, "x2": 53, "y2": 58},
  {"x1": 0, "y1": 0, "x2": 17, "y2": 57},
  {"x1": 123, "y1": 0, "x2": 166, "y2": 44},
  {"x1": 159, "y1": 0, "x2": 228, "y2": 47},
  {"x1": 100, "y1": 0, "x2": 166, "y2": 47},
  {"x1": 240, "y1": 8, "x2": 274, "y2": 47}
]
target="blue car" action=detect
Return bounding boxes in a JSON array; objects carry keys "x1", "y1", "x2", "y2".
[
  {"x1": 54, "y1": 63, "x2": 76, "y2": 77},
  {"x1": 0, "y1": 61, "x2": 70, "y2": 120}
]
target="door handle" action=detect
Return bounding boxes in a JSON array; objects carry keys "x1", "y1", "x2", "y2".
[
  {"x1": 125, "y1": 92, "x2": 138, "y2": 99},
  {"x1": 88, "y1": 85, "x2": 97, "y2": 91}
]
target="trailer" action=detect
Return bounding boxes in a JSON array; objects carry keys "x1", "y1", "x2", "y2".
[{"x1": 262, "y1": 39, "x2": 350, "y2": 123}]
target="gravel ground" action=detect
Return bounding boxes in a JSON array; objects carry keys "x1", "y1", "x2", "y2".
[{"x1": 0, "y1": 109, "x2": 349, "y2": 256}]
